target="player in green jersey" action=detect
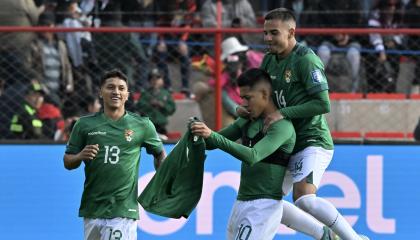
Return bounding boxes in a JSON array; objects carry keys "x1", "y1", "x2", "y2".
[
  {"x1": 192, "y1": 68, "x2": 335, "y2": 240},
  {"x1": 255, "y1": 8, "x2": 367, "y2": 240},
  {"x1": 63, "y1": 69, "x2": 165, "y2": 240}
]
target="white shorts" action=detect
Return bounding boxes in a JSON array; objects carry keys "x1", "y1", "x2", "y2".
[
  {"x1": 282, "y1": 146, "x2": 334, "y2": 195},
  {"x1": 227, "y1": 199, "x2": 283, "y2": 240},
  {"x1": 84, "y1": 217, "x2": 137, "y2": 240}
]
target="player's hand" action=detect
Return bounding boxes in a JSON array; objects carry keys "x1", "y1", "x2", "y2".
[
  {"x1": 77, "y1": 144, "x2": 99, "y2": 161},
  {"x1": 236, "y1": 106, "x2": 250, "y2": 118},
  {"x1": 190, "y1": 122, "x2": 212, "y2": 139},
  {"x1": 263, "y1": 111, "x2": 284, "y2": 133}
]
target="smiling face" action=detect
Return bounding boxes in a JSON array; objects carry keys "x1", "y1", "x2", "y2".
[
  {"x1": 263, "y1": 19, "x2": 296, "y2": 58},
  {"x1": 100, "y1": 77, "x2": 129, "y2": 111}
]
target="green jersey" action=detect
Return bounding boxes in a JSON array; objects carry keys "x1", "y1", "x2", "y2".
[
  {"x1": 260, "y1": 43, "x2": 333, "y2": 153},
  {"x1": 65, "y1": 112, "x2": 163, "y2": 220},
  {"x1": 206, "y1": 118, "x2": 295, "y2": 201}
]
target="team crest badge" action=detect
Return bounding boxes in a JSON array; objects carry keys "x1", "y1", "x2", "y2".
[
  {"x1": 125, "y1": 129, "x2": 134, "y2": 142},
  {"x1": 285, "y1": 69, "x2": 291, "y2": 83}
]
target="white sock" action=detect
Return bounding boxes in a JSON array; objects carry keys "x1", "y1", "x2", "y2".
[
  {"x1": 281, "y1": 200, "x2": 324, "y2": 239},
  {"x1": 295, "y1": 194, "x2": 360, "y2": 240}
]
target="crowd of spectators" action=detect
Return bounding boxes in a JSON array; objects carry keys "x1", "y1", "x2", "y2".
[{"x1": 0, "y1": 0, "x2": 420, "y2": 140}]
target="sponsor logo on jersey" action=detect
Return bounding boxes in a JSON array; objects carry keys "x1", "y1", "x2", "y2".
[
  {"x1": 88, "y1": 131, "x2": 107, "y2": 136},
  {"x1": 311, "y1": 69, "x2": 323, "y2": 83},
  {"x1": 284, "y1": 69, "x2": 292, "y2": 83},
  {"x1": 125, "y1": 129, "x2": 134, "y2": 142}
]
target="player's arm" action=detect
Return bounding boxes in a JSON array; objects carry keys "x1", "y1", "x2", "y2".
[
  {"x1": 269, "y1": 55, "x2": 331, "y2": 122},
  {"x1": 192, "y1": 120, "x2": 294, "y2": 166},
  {"x1": 64, "y1": 144, "x2": 99, "y2": 170},
  {"x1": 279, "y1": 90, "x2": 330, "y2": 118},
  {"x1": 194, "y1": 119, "x2": 244, "y2": 150},
  {"x1": 63, "y1": 120, "x2": 99, "y2": 170},
  {"x1": 143, "y1": 119, "x2": 165, "y2": 170}
]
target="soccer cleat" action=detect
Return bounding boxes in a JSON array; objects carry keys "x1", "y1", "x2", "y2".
[
  {"x1": 359, "y1": 234, "x2": 370, "y2": 240},
  {"x1": 322, "y1": 226, "x2": 340, "y2": 240}
]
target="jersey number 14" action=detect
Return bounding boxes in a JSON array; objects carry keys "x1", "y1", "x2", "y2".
[{"x1": 274, "y1": 90, "x2": 287, "y2": 108}]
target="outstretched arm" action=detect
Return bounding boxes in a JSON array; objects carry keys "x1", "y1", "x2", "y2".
[{"x1": 191, "y1": 121, "x2": 293, "y2": 166}]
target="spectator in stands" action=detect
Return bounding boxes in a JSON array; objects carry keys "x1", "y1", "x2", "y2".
[
  {"x1": 153, "y1": 0, "x2": 196, "y2": 97},
  {"x1": 0, "y1": 0, "x2": 44, "y2": 89},
  {"x1": 201, "y1": 0, "x2": 256, "y2": 29},
  {"x1": 7, "y1": 80, "x2": 45, "y2": 139},
  {"x1": 53, "y1": 98, "x2": 80, "y2": 141},
  {"x1": 193, "y1": 37, "x2": 263, "y2": 126},
  {"x1": 38, "y1": 99, "x2": 63, "y2": 139},
  {"x1": 281, "y1": 0, "x2": 322, "y2": 47},
  {"x1": 121, "y1": 0, "x2": 158, "y2": 90},
  {"x1": 93, "y1": 1, "x2": 146, "y2": 92},
  {"x1": 135, "y1": 68, "x2": 176, "y2": 141},
  {"x1": 80, "y1": 94, "x2": 102, "y2": 115},
  {"x1": 122, "y1": 0, "x2": 159, "y2": 57},
  {"x1": 0, "y1": 69, "x2": 41, "y2": 139},
  {"x1": 317, "y1": 34, "x2": 362, "y2": 92},
  {"x1": 404, "y1": 0, "x2": 420, "y2": 93},
  {"x1": 316, "y1": 0, "x2": 363, "y2": 93},
  {"x1": 367, "y1": 0, "x2": 405, "y2": 93},
  {"x1": 29, "y1": 12, "x2": 74, "y2": 106},
  {"x1": 58, "y1": 0, "x2": 98, "y2": 93},
  {"x1": 201, "y1": 0, "x2": 257, "y2": 45}
]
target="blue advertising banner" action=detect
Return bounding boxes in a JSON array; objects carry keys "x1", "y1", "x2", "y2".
[{"x1": 0, "y1": 145, "x2": 419, "y2": 239}]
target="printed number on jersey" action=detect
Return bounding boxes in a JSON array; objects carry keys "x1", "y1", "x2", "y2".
[
  {"x1": 274, "y1": 90, "x2": 286, "y2": 108},
  {"x1": 104, "y1": 145, "x2": 120, "y2": 164}
]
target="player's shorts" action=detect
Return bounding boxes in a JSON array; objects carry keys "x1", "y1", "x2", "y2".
[
  {"x1": 282, "y1": 146, "x2": 334, "y2": 195},
  {"x1": 84, "y1": 217, "x2": 137, "y2": 240},
  {"x1": 227, "y1": 199, "x2": 283, "y2": 240}
]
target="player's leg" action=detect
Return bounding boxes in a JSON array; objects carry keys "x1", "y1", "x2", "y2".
[
  {"x1": 84, "y1": 218, "x2": 102, "y2": 240},
  {"x1": 291, "y1": 147, "x2": 362, "y2": 240},
  {"x1": 100, "y1": 217, "x2": 137, "y2": 240},
  {"x1": 282, "y1": 173, "x2": 335, "y2": 240},
  {"x1": 227, "y1": 199, "x2": 283, "y2": 240}
]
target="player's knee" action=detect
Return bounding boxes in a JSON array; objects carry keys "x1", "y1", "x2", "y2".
[{"x1": 295, "y1": 194, "x2": 318, "y2": 214}]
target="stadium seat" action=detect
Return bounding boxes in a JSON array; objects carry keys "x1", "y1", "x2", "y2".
[
  {"x1": 364, "y1": 131, "x2": 406, "y2": 139},
  {"x1": 166, "y1": 131, "x2": 182, "y2": 141},
  {"x1": 329, "y1": 92, "x2": 363, "y2": 100},
  {"x1": 172, "y1": 92, "x2": 186, "y2": 100},
  {"x1": 366, "y1": 93, "x2": 406, "y2": 100},
  {"x1": 409, "y1": 93, "x2": 420, "y2": 99},
  {"x1": 331, "y1": 131, "x2": 363, "y2": 139}
]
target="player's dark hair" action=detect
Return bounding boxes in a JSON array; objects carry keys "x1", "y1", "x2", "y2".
[
  {"x1": 237, "y1": 68, "x2": 272, "y2": 89},
  {"x1": 264, "y1": 8, "x2": 296, "y2": 23},
  {"x1": 100, "y1": 69, "x2": 128, "y2": 86}
]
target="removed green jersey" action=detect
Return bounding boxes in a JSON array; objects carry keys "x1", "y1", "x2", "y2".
[
  {"x1": 138, "y1": 130, "x2": 206, "y2": 219},
  {"x1": 65, "y1": 112, "x2": 163, "y2": 220},
  {"x1": 206, "y1": 118, "x2": 295, "y2": 201},
  {"x1": 261, "y1": 43, "x2": 333, "y2": 153}
]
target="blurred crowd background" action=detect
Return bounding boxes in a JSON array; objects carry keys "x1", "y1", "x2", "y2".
[{"x1": 0, "y1": 0, "x2": 419, "y2": 142}]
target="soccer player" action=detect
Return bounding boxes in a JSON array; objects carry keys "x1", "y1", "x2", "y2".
[
  {"x1": 192, "y1": 68, "x2": 303, "y2": 240},
  {"x1": 63, "y1": 69, "x2": 165, "y2": 240},
  {"x1": 254, "y1": 8, "x2": 368, "y2": 240}
]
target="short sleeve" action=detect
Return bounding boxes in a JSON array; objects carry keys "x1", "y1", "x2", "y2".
[
  {"x1": 65, "y1": 120, "x2": 85, "y2": 154},
  {"x1": 142, "y1": 119, "x2": 163, "y2": 155},
  {"x1": 298, "y1": 54, "x2": 329, "y2": 95}
]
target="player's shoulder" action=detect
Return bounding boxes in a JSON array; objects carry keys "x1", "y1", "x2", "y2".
[
  {"x1": 126, "y1": 111, "x2": 153, "y2": 125},
  {"x1": 293, "y1": 43, "x2": 316, "y2": 57},
  {"x1": 271, "y1": 118, "x2": 294, "y2": 130},
  {"x1": 76, "y1": 112, "x2": 101, "y2": 124}
]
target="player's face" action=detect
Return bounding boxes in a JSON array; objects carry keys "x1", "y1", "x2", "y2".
[
  {"x1": 239, "y1": 86, "x2": 267, "y2": 119},
  {"x1": 264, "y1": 19, "x2": 295, "y2": 57},
  {"x1": 100, "y1": 77, "x2": 129, "y2": 110}
]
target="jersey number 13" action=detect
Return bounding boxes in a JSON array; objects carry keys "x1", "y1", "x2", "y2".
[{"x1": 104, "y1": 145, "x2": 120, "y2": 164}]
